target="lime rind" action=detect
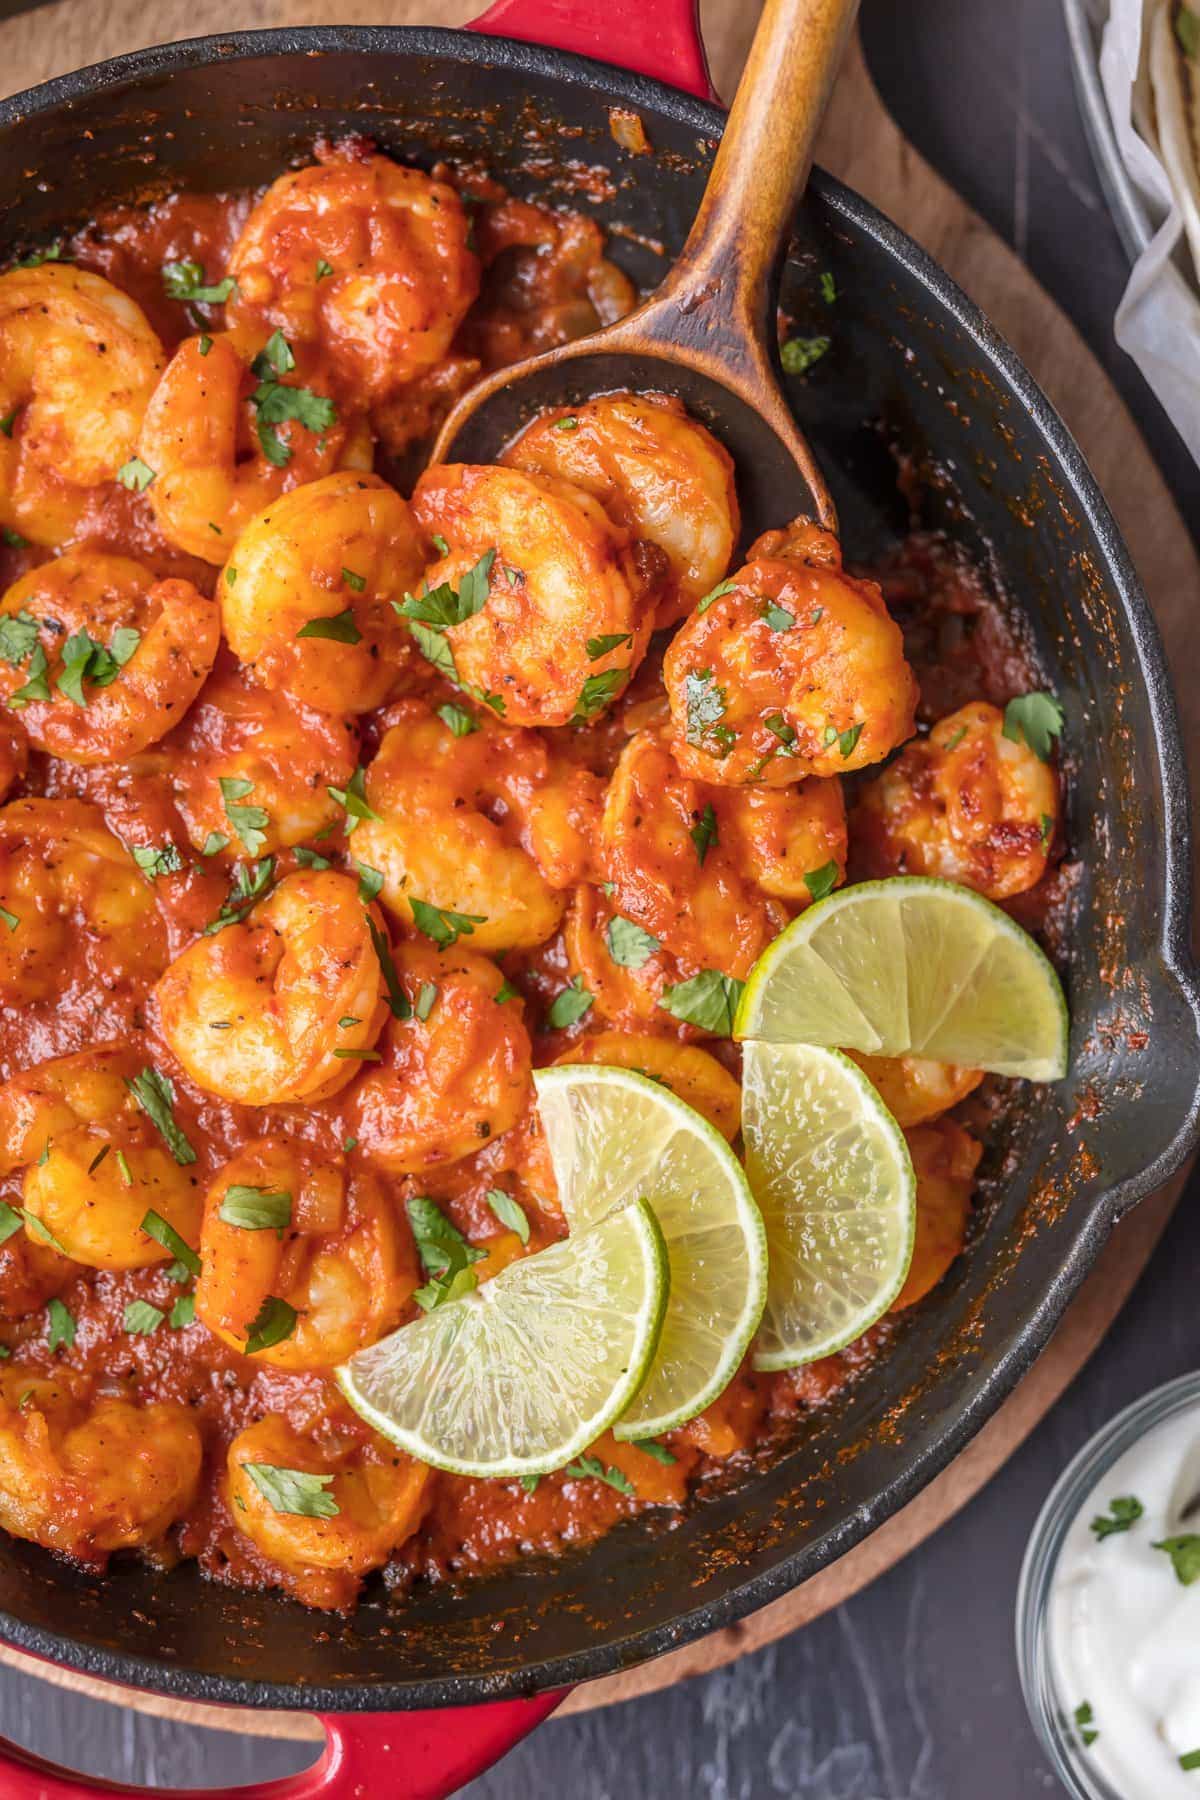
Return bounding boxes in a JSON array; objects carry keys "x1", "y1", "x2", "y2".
[
  {"x1": 532, "y1": 1064, "x2": 768, "y2": 1440},
  {"x1": 336, "y1": 1196, "x2": 668, "y2": 1479},
  {"x1": 740, "y1": 1041, "x2": 917, "y2": 1370},
  {"x1": 734, "y1": 876, "x2": 1068, "y2": 1081}
]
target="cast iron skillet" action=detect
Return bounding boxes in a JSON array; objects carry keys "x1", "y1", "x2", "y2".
[{"x1": 0, "y1": 1, "x2": 1198, "y2": 1793}]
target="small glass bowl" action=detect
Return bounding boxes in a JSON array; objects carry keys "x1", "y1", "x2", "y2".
[{"x1": 1016, "y1": 1369, "x2": 1200, "y2": 1800}]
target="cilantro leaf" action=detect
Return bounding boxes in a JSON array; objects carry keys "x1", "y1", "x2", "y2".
[
  {"x1": 1153, "y1": 1534, "x2": 1200, "y2": 1586},
  {"x1": 803, "y1": 860, "x2": 839, "y2": 902},
  {"x1": 689, "y1": 802, "x2": 718, "y2": 866},
  {"x1": 161, "y1": 260, "x2": 236, "y2": 305},
  {"x1": 1002, "y1": 691, "x2": 1064, "y2": 762},
  {"x1": 249, "y1": 335, "x2": 336, "y2": 467},
  {"x1": 132, "y1": 843, "x2": 184, "y2": 880},
  {"x1": 1073, "y1": 1701, "x2": 1098, "y2": 1748},
  {"x1": 124, "y1": 1299, "x2": 165, "y2": 1336},
  {"x1": 780, "y1": 334, "x2": 831, "y2": 374},
  {"x1": 219, "y1": 1186, "x2": 293, "y2": 1233},
  {"x1": 327, "y1": 766, "x2": 378, "y2": 835},
  {"x1": 140, "y1": 1208, "x2": 201, "y2": 1277},
  {"x1": 547, "y1": 975, "x2": 593, "y2": 1030},
  {"x1": 407, "y1": 1196, "x2": 487, "y2": 1311},
  {"x1": 116, "y1": 456, "x2": 156, "y2": 493},
  {"x1": 125, "y1": 1068, "x2": 197, "y2": 1166},
  {"x1": 170, "y1": 1292, "x2": 196, "y2": 1329},
  {"x1": 761, "y1": 602, "x2": 795, "y2": 631},
  {"x1": 586, "y1": 632, "x2": 633, "y2": 660},
  {"x1": 245, "y1": 1295, "x2": 298, "y2": 1354},
  {"x1": 0, "y1": 611, "x2": 40, "y2": 666},
  {"x1": 243, "y1": 1462, "x2": 340, "y2": 1518},
  {"x1": 9, "y1": 641, "x2": 50, "y2": 707},
  {"x1": 219, "y1": 775, "x2": 269, "y2": 857},
  {"x1": 399, "y1": 550, "x2": 495, "y2": 628},
  {"x1": 606, "y1": 914, "x2": 661, "y2": 969},
  {"x1": 415, "y1": 981, "x2": 438, "y2": 1022},
  {"x1": 409, "y1": 897, "x2": 485, "y2": 949},
  {"x1": 354, "y1": 860, "x2": 384, "y2": 903},
  {"x1": 486, "y1": 1188, "x2": 530, "y2": 1244},
  {"x1": 632, "y1": 1438, "x2": 676, "y2": 1465},
  {"x1": 436, "y1": 701, "x2": 478, "y2": 737},
  {"x1": 573, "y1": 667, "x2": 628, "y2": 722},
  {"x1": 407, "y1": 617, "x2": 459, "y2": 683},
  {"x1": 683, "y1": 668, "x2": 731, "y2": 752},
  {"x1": 696, "y1": 578, "x2": 736, "y2": 615},
  {"x1": 366, "y1": 914, "x2": 410, "y2": 1020},
  {"x1": 296, "y1": 609, "x2": 361, "y2": 644},
  {"x1": 46, "y1": 1296, "x2": 75, "y2": 1352},
  {"x1": 660, "y1": 969, "x2": 744, "y2": 1035},
  {"x1": 564, "y1": 1455, "x2": 634, "y2": 1495},
  {"x1": 1089, "y1": 1494, "x2": 1143, "y2": 1540}
]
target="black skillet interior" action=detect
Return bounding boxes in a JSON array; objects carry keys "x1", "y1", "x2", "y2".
[{"x1": 0, "y1": 26, "x2": 1196, "y2": 1711}]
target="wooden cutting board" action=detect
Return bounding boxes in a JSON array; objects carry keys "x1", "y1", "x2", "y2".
[{"x1": 0, "y1": 0, "x2": 1194, "y2": 1736}]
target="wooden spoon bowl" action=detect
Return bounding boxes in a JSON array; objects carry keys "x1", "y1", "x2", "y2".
[{"x1": 431, "y1": 0, "x2": 860, "y2": 543}]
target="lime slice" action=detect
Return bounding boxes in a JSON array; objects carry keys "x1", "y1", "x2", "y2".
[
  {"x1": 532, "y1": 1064, "x2": 767, "y2": 1440},
  {"x1": 336, "y1": 1197, "x2": 668, "y2": 1478},
  {"x1": 741, "y1": 1040, "x2": 916, "y2": 1369},
  {"x1": 735, "y1": 876, "x2": 1068, "y2": 1080}
]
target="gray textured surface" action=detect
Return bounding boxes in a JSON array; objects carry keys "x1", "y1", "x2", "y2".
[{"x1": 0, "y1": 0, "x2": 1196, "y2": 1790}]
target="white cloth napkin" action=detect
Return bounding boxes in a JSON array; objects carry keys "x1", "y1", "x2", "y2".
[{"x1": 1101, "y1": 0, "x2": 1200, "y2": 460}]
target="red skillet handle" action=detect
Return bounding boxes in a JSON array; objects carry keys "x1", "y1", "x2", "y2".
[
  {"x1": 0, "y1": 1692, "x2": 566, "y2": 1798},
  {"x1": 468, "y1": 0, "x2": 716, "y2": 99},
  {"x1": 0, "y1": 8, "x2": 713, "y2": 1797}
]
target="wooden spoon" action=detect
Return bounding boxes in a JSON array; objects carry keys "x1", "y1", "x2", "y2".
[{"x1": 430, "y1": 0, "x2": 860, "y2": 539}]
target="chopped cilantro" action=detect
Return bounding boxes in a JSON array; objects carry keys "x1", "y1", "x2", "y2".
[
  {"x1": 547, "y1": 975, "x2": 593, "y2": 1030},
  {"x1": 660, "y1": 969, "x2": 744, "y2": 1035}
]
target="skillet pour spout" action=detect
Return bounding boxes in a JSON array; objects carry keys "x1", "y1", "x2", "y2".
[{"x1": 0, "y1": 13, "x2": 1193, "y2": 1731}]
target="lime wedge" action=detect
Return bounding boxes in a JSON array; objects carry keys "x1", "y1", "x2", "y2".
[
  {"x1": 532, "y1": 1064, "x2": 767, "y2": 1440},
  {"x1": 735, "y1": 876, "x2": 1068, "y2": 1081},
  {"x1": 741, "y1": 1040, "x2": 916, "y2": 1369},
  {"x1": 336, "y1": 1196, "x2": 668, "y2": 1478}
]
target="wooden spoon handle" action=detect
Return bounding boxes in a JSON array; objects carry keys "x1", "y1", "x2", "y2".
[{"x1": 656, "y1": 0, "x2": 859, "y2": 332}]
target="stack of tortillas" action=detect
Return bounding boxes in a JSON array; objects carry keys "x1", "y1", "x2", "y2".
[{"x1": 1150, "y1": 2, "x2": 1200, "y2": 281}]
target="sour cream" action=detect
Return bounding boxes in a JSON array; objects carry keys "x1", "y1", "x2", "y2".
[{"x1": 1049, "y1": 1403, "x2": 1200, "y2": 1796}]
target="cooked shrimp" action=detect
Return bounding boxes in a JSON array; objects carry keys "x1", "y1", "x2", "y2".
[
  {"x1": 0, "y1": 798, "x2": 167, "y2": 1008},
  {"x1": 226, "y1": 153, "x2": 479, "y2": 404},
  {"x1": 138, "y1": 331, "x2": 371, "y2": 562},
  {"x1": 663, "y1": 519, "x2": 918, "y2": 786},
  {"x1": 891, "y1": 1119, "x2": 982, "y2": 1311},
  {"x1": 0, "y1": 266, "x2": 164, "y2": 547},
  {"x1": 599, "y1": 731, "x2": 785, "y2": 978},
  {"x1": 710, "y1": 777, "x2": 847, "y2": 902},
  {"x1": 851, "y1": 1053, "x2": 984, "y2": 1128},
  {"x1": 345, "y1": 939, "x2": 532, "y2": 1173},
  {"x1": 555, "y1": 1030, "x2": 741, "y2": 1141},
  {"x1": 166, "y1": 660, "x2": 359, "y2": 857},
  {"x1": 0, "y1": 551, "x2": 219, "y2": 764},
  {"x1": 0, "y1": 1227, "x2": 76, "y2": 1319},
  {"x1": 217, "y1": 472, "x2": 423, "y2": 714},
  {"x1": 227, "y1": 1413, "x2": 432, "y2": 1610},
  {"x1": 194, "y1": 1138, "x2": 413, "y2": 1367},
  {"x1": 153, "y1": 869, "x2": 387, "y2": 1105},
  {"x1": 353, "y1": 703, "x2": 565, "y2": 953},
  {"x1": 505, "y1": 392, "x2": 739, "y2": 627},
  {"x1": 9, "y1": 1045, "x2": 203, "y2": 1269},
  {"x1": 0, "y1": 1370, "x2": 201, "y2": 1560},
  {"x1": 408, "y1": 464, "x2": 650, "y2": 728},
  {"x1": 850, "y1": 700, "x2": 1058, "y2": 900}
]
